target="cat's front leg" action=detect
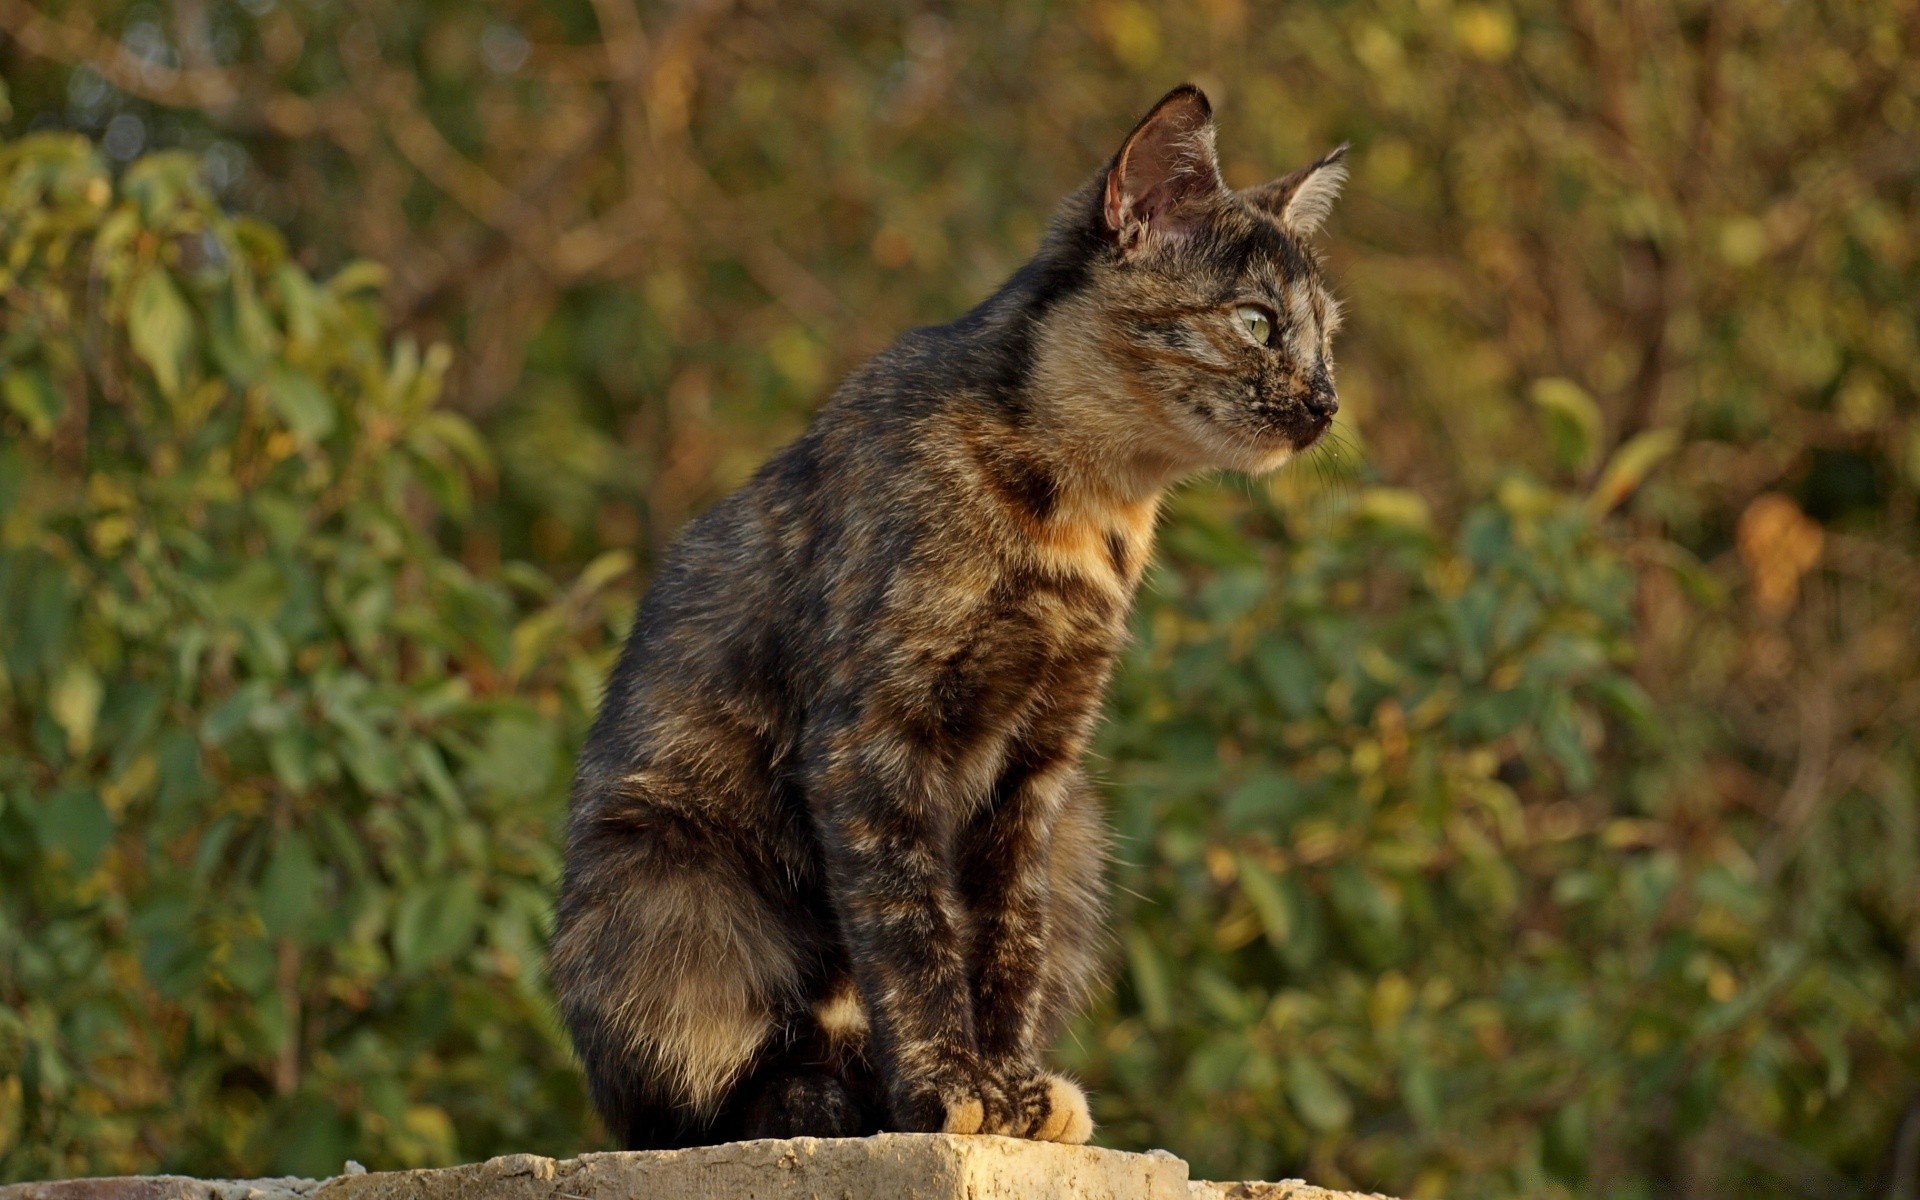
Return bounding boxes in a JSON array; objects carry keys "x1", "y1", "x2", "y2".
[
  {"x1": 809, "y1": 724, "x2": 1009, "y2": 1135},
  {"x1": 958, "y1": 747, "x2": 1095, "y2": 1144}
]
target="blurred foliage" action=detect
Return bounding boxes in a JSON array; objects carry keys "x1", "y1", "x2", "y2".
[
  {"x1": 1075, "y1": 471, "x2": 1917, "y2": 1199},
  {"x1": 0, "y1": 136, "x2": 622, "y2": 1177},
  {"x1": 1, "y1": 0, "x2": 1918, "y2": 1197}
]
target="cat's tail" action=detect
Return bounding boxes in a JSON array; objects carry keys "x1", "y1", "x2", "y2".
[
  {"x1": 549, "y1": 799, "x2": 783, "y2": 1145},
  {"x1": 551, "y1": 793, "x2": 879, "y2": 1147}
]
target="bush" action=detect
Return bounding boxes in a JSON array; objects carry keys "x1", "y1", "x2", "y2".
[
  {"x1": 0, "y1": 134, "x2": 624, "y2": 1178},
  {"x1": 3, "y1": 4, "x2": 1919, "y2": 1183},
  {"x1": 1075, "y1": 469, "x2": 1919, "y2": 1196}
]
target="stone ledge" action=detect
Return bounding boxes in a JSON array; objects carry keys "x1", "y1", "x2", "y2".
[{"x1": 1, "y1": 1134, "x2": 1398, "y2": 1200}]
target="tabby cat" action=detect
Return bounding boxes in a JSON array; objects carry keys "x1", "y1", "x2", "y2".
[{"x1": 552, "y1": 84, "x2": 1347, "y2": 1149}]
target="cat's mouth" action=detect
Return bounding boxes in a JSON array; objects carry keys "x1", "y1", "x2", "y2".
[
  {"x1": 1252, "y1": 398, "x2": 1335, "y2": 454},
  {"x1": 1237, "y1": 377, "x2": 1338, "y2": 454}
]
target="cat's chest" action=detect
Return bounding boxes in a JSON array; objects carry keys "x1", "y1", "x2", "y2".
[
  {"x1": 1024, "y1": 492, "x2": 1158, "y2": 599},
  {"x1": 983, "y1": 497, "x2": 1159, "y2": 684}
]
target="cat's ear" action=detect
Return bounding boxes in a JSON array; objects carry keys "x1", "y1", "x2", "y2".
[
  {"x1": 1101, "y1": 84, "x2": 1226, "y2": 252},
  {"x1": 1244, "y1": 144, "x2": 1349, "y2": 238}
]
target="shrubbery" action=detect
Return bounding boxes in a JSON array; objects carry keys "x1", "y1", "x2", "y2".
[
  {"x1": 0, "y1": 135, "x2": 620, "y2": 1177},
  {"x1": 1082, "y1": 473, "x2": 1915, "y2": 1194}
]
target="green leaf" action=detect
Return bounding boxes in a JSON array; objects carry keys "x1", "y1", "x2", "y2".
[
  {"x1": 1235, "y1": 856, "x2": 1294, "y2": 949},
  {"x1": 392, "y1": 877, "x2": 483, "y2": 970},
  {"x1": 1539, "y1": 692, "x2": 1596, "y2": 790},
  {"x1": 406, "y1": 740, "x2": 464, "y2": 811},
  {"x1": 121, "y1": 152, "x2": 201, "y2": 223},
  {"x1": 1223, "y1": 769, "x2": 1302, "y2": 831},
  {"x1": 202, "y1": 679, "x2": 273, "y2": 746},
  {"x1": 1402, "y1": 1057, "x2": 1441, "y2": 1130},
  {"x1": 338, "y1": 726, "x2": 403, "y2": 795},
  {"x1": 1328, "y1": 865, "x2": 1405, "y2": 966},
  {"x1": 265, "y1": 362, "x2": 336, "y2": 444},
  {"x1": 1187, "y1": 1033, "x2": 1253, "y2": 1093},
  {"x1": 412, "y1": 410, "x2": 495, "y2": 480},
  {"x1": 1193, "y1": 968, "x2": 1255, "y2": 1024},
  {"x1": 3, "y1": 366, "x2": 63, "y2": 439},
  {"x1": 258, "y1": 829, "x2": 320, "y2": 939},
  {"x1": 1286, "y1": 1055, "x2": 1353, "y2": 1132},
  {"x1": 128, "y1": 267, "x2": 195, "y2": 397},
  {"x1": 207, "y1": 278, "x2": 278, "y2": 383},
  {"x1": 35, "y1": 787, "x2": 114, "y2": 873},
  {"x1": 1125, "y1": 928, "x2": 1173, "y2": 1030},
  {"x1": 155, "y1": 728, "x2": 209, "y2": 813},
  {"x1": 208, "y1": 559, "x2": 288, "y2": 624},
  {"x1": 321, "y1": 693, "x2": 402, "y2": 795},
  {"x1": 273, "y1": 262, "x2": 323, "y2": 346},
  {"x1": 464, "y1": 711, "x2": 556, "y2": 799},
  {"x1": 1253, "y1": 636, "x2": 1317, "y2": 717}
]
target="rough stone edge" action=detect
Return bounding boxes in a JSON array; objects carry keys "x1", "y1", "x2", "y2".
[
  {"x1": 1191, "y1": 1181, "x2": 1398, "y2": 1200},
  {"x1": 4, "y1": 1136, "x2": 1395, "y2": 1200},
  {"x1": 0, "y1": 1178, "x2": 323, "y2": 1200}
]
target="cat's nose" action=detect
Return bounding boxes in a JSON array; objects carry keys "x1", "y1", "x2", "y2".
[{"x1": 1302, "y1": 385, "x2": 1338, "y2": 420}]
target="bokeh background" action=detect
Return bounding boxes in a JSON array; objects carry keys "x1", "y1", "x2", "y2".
[{"x1": 2, "y1": 1, "x2": 1917, "y2": 1196}]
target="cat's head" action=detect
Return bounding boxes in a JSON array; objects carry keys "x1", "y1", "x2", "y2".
[{"x1": 1034, "y1": 85, "x2": 1347, "y2": 479}]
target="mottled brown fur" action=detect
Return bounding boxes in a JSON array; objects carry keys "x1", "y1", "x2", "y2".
[{"x1": 551, "y1": 85, "x2": 1346, "y2": 1148}]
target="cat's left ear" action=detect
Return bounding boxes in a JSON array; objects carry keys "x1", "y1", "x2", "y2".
[
  {"x1": 1102, "y1": 84, "x2": 1227, "y2": 253},
  {"x1": 1244, "y1": 144, "x2": 1349, "y2": 238}
]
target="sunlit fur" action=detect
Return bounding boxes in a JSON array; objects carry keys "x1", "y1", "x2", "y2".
[{"x1": 551, "y1": 84, "x2": 1346, "y2": 1150}]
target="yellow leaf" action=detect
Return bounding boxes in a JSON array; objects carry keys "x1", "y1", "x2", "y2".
[
  {"x1": 1355, "y1": 487, "x2": 1432, "y2": 532},
  {"x1": 1453, "y1": 5, "x2": 1517, "y2": 60},
  {"x1": 1369, "y1": 970, "x2": 1414, "y2": 1037},
  {"x1": 767, "y1": 327, "x2": 827, "y2": 393},
  {"x1": 1586, "y1": 428, "x2": 1678, "y2": 516},
  {"x1": 1718, "y1": 217, "x2": 1768, "y2": 267},
  {"x1": 1100, "y1": 1, "x2": 1162, "y2": 68},
  {"x1": 1530, "y1": 377, "x2": 1602, "y2": 470},
  {"x1": 397, "y1": 1104, "x2": 458, "y2": 1166},
  {"x1": 571, "y1": 549, "x2": 636, "y2": 598},
  {"x1": 50, "y1": 663, "x2": 104, "y2": 755},
  {"x1": 506, "y1": 609, "x2": 566, "y2": 683}
]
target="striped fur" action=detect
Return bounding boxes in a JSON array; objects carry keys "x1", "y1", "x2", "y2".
[{"x1": 551, "y1": 84, "x2": 1345, "y2": 1148}]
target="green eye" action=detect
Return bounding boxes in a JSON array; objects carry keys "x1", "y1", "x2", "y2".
[{"x1": 1236, "y1": 305, "x2": 1275, "y2": 347}]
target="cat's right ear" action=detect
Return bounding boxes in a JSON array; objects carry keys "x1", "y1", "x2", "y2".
[
  {"x1": 1243, "y1": 144, "x2": 1349, "y2": 238},
  {"x1": 1101, "y1": 84, "x2": 1225, "y2": 254}
]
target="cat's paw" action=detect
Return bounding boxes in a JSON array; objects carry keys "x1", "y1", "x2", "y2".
[
  {"x1": 895, "y1": 1061, "x2": 1008, "y2": 1135},
  {"x1": 1031, "y1": 1074, "x2": 1093, "y2": 1143},
  {"x1": 940, "y1": 1091, "x2": 988, "y2": 1135},
  {"x1": 993, "y1": 1069, "x2": 1094, "y2": 1144}
]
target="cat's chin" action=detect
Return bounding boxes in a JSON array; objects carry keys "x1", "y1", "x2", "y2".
[
  {"x1": 1246, "y1": 444, "x2": 1298, "y2": 476},
  {"x1": 1203, "y1": 423, "x2": 1328, "y2": 477},
  {"x1": 1195, "y1": 439, "x2": 1294, "y2": 478}
]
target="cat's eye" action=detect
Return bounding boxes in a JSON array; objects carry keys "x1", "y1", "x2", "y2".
[{"x1": 1235, "y1": 305, "x2": 1276, "y2": 348}]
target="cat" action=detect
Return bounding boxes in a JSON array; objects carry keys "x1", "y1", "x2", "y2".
[{"x1": 551, "y1": 83, "x2": 1346, "y2": 1150}]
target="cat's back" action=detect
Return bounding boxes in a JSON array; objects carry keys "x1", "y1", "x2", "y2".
[
  {"x1": 670, "y1": 311, "x2": 1046, "y2": 595},
  {"x1": 581, "y1": 325, "x2": 1022, "y2": 775}
]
